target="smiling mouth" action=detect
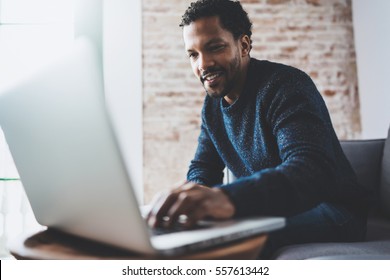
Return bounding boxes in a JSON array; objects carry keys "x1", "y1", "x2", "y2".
[{"x1": 201, "y1": 72, "x2": 223, "y2": 85}]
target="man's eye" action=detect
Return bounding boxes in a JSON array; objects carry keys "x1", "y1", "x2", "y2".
[
  {"x1": 210, "y1": 45, "x2": 225, "y2": 52},
  {"x1": 188, "y1": 53, "x2": 198, "y2": 59}
]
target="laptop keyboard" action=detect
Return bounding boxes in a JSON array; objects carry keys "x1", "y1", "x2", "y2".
[{"x1": 151, "y1": 226, "x2": 184, "y2": 236}]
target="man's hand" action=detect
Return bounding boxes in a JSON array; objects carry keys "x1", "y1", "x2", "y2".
[{"x1": 147, "y1": 181, "x2": 235, "y2": 229}]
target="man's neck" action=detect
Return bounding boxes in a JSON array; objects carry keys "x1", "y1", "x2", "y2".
[
  {"x1": 223, "y1": 58, "x2": 250, "y2": 105},
  {"x1": 223, "y1": 94, "x2": 238, "y2": 105}
]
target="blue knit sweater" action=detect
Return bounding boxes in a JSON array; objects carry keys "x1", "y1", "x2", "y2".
[{"x1": 187, "y1": 58, "x2": 370, "y2": 218}]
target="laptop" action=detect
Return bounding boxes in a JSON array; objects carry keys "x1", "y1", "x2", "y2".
[{"x1": 0, "y1": 38, "x2": 285, "y2": 256}]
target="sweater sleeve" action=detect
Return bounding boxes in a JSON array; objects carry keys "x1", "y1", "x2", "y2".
[
  {"x1": 187, "y1": 121, "x2": 226, "y2": 186},
  {"x1": 217, "y1": 69, "x2": 354, "y2": 217}
]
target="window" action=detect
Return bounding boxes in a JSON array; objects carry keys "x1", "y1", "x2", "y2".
[
  {"x1": 0, "y1": 2, "x2": 74, "y2": 258},
  {"x1": 0, "y1": 0, "x2": 74, "y2": 89},
  {"x1": 0, "y1": 0, "x2": 74, "y2": 178}
]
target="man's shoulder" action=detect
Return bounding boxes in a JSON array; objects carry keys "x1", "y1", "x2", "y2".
[
  {"x1": 249, "y1": 58, "x2": 315, "y2": 95},
  {"x1": 249, "y1": 58, "x2": 308, "y2": 79}
]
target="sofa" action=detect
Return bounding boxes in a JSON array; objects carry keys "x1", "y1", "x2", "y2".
[{"x1": 273, "y1": 126, "x2": 390, "y2": 259}]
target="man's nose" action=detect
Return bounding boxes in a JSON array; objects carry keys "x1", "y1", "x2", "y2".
[{"x1": 198, "y1": 54, "x2": 215, "y2": 73}]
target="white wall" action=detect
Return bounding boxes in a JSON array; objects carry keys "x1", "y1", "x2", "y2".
[
  {"x1": 353, "y1": 0, "x2": 390, "y2": 139},
  {"x1": 74, "y1": 0, "x2": 143, "y2": 202},
  {"x1": 102, "y1": 0, "x2": 143, "y2": 203}
]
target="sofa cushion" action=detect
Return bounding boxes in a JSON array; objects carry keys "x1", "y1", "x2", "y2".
[
  {"x1": 308, "y1": 254, "x2": 390, "y2": 260},
  {"x1": 366, "y1": 213, "x2": 390, "y2": 240},
  {"x1": 380, "y1": 126, "x2": 390, "y2": 216}
]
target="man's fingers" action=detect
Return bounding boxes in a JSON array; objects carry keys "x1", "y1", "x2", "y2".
[
  {"x1": 147, "y1": 181, "x2": 191, "y2": 224},
  {"x1": 147, "y1": 184, "x2": 235, "y2": 229},
  {"x1": 148, "y1": 191, "x2": 177, "y2": 227},
  {"x1": 181, "y1": 206, "x2": 207, "y2": 228},
  {"x1": 150, "y1": 183, "x2": 200, "y2": 227},
  {"x1": 165, "y1": 190, "x2": 203, "y2": 227}
]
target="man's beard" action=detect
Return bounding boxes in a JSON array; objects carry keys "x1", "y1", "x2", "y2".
[{"x1": 201, "y1": 55, "x2": 240, "y2": 99}]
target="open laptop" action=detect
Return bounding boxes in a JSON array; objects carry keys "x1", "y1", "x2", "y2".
[{"x1": 0, "y1": 38, "x2": 285, "y2": 256}]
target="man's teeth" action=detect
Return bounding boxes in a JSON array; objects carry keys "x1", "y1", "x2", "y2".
[{"x1": 205, "y1": 73, "x2": 220, "y2": 81}]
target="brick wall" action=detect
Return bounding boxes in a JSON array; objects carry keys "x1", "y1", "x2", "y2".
[{"x1": 142, "y1": 0, "x2": 360, "y2": 202}]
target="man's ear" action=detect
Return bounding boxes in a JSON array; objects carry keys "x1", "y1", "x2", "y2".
[{"x1": 240, "y1": 35, "x2": 251, "y2": 57}]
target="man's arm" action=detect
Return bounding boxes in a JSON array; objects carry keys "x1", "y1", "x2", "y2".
[
  {"x1": 217, "y1": 69, "x2": 357, "y2": 218},
  {"x1": 186, "y1": 121, "x2": 226, "y2": 186},
  {"x1": 147, "y1": 122, "x2": 231, "y2": 228}
]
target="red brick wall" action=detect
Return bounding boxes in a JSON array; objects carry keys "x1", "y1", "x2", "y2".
[{"x1": 142, "y1": 0, "x2": 360, "y2": 202}]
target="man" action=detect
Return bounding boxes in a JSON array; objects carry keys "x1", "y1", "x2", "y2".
[{"x1": 147, "y1": 0, "x2": 371, "y2": 258}]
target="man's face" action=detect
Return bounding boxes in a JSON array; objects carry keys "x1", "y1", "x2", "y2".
[{"x1": 183, "y1": 16, "x2": 249, "y2": 100}]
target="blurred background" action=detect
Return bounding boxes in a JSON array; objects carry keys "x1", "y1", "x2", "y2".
[{"x1": 0, "y1": 0, "x2": 389, "y2": 258}]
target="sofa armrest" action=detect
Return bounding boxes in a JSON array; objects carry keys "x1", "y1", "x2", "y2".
[{"x1": 340, "y1": 139, "x2": 385, "y2": 194}]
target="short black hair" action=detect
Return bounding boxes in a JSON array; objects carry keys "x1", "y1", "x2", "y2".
[{"x1": 180, "y1": 0, "x2": 253, "y2": 50}]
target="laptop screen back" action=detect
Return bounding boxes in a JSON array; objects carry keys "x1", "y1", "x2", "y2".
[{"x1": 0, "y1": 38, "x2": 155, "y2": 254}]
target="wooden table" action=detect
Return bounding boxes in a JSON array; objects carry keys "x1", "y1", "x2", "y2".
[{"x1": 9, "y1": 229, "x2": 268, "y2": 260}]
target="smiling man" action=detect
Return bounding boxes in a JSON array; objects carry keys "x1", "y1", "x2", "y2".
[
  {"x1": 147, "y1": 0, "x2": 371, "y2": 259},
  {"x1": 184, "y1": 15, "x2": 249, "y2": 103}
]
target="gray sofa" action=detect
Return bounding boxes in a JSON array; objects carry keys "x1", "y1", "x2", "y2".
[{"x1": 274, "y1": 126, "x2": 390, "y2": 259}]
